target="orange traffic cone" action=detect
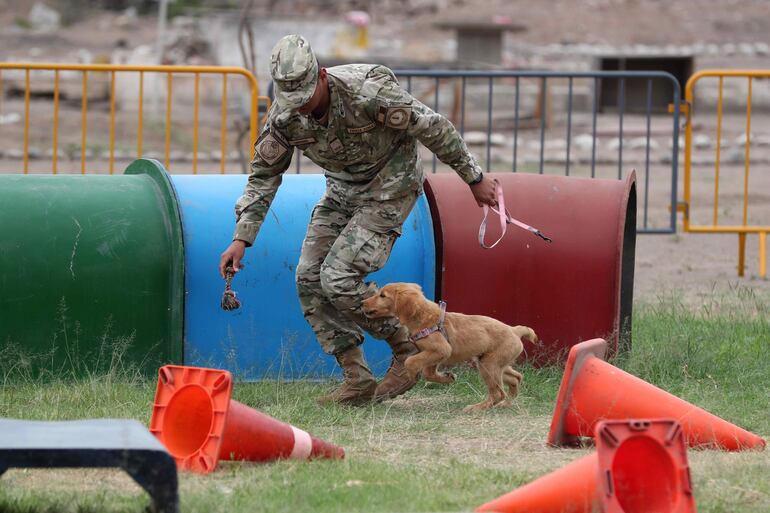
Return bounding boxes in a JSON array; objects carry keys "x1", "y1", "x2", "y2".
[
  {"x1": 595, "y1": 419, "x2": 696, "y2": 513},
  {"x1": 476, "y1": 419, "x2": 696, "y2": 513},
  {"x1": 475, "y1": 451, "x2": 599, "y2": 513},
  {"x1": 149, "y1": 365, "x2": 344, "y2": 473},
  {"x1": 547, "y1": 339, "x2": 766, "y2": 451}
]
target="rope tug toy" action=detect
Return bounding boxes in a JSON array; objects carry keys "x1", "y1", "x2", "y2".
[{"x1": 220, "y1": 266, "x2": 241, "y2": 311}]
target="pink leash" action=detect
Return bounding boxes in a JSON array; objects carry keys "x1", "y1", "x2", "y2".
[{"x1": 479, "y1": 179, "x2": 552, "y2": 249}]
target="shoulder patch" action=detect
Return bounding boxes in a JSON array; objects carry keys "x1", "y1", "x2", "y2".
[
  {"x1": 256, "y1": 131, "x2": 289, "y2": 165},
  {"x1": 377, "y1": 105, "x2": 412, "y2": 130}
]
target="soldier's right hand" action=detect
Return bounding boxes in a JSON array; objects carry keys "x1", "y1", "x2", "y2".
[
  {"x1": 219, "y1": 240, "x2": 247, "y2": 279},
  {"x1": 469, "y1": 174, "x2": 498, "y2": 208}
]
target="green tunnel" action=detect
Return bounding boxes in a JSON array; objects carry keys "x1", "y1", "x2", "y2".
[{"x1": 0, "y1": 160, "x2": 184, "y2": 377}]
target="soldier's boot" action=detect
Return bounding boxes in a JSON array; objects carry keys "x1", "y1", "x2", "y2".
[
  {"x1": 317, "y1": 345, "x2": 377, "y2": 406},
  {"x1": 373, "y1": 327, "x2": 420, "y2": 402}
]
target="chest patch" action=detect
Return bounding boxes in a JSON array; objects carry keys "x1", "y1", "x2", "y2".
[
  {"x1": 377, "y1": 105, "x2": 412, "y2": 130},
  {"x1": 256, "y1": 132, "x2": 289, "y2": 165},
  {"x1": 346, "y1": 122, "x2": 376, "y2": 134}
]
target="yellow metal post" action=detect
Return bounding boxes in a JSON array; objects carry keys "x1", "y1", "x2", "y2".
[
  {"x1": 80, "y1": 71, "x2": 88, "y2": 174},
  {"x1": 165, "y1": 72, "x2": 172, "y2": 169},
  {"x1": 52, "y1": 70, "x2": 59, "y2": 174},
  {"x1": 23, "y1": 69, "x2": 30, "y2": 174},
  {"x1": 138, "y1": 71, "x2": 144, "y2": 158},
  {"x1": 742, "y1": 77, "x2": 752, "y2": 227},
  {"x1": 109, "y1": 70, "x2": 116, "y2": 174},
  {"x1": 738, "y1": 233, "x2": 747, "y2": 277},
  {"x1": 713, "y1": 76, "x2": 723, "y2": 225},
  {"x1": 683, "y1": 81, "x2": 694, "y2": 231},
  {"x1": 193, "y1": 73, "x2": 200, "y2": 174},
  {"x1": 220, "y1": 73, "x2": 227, "y2": 174},
  {"x1": 356, "y1": 26, "x2": 369, "y2": 48}
]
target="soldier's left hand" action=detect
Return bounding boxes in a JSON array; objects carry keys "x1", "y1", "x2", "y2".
[{"x1": 469, "y1": 175, "x2": 497, "y2": 208}]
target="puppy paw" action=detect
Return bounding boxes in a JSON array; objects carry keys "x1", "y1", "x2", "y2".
[
  {"x1": 463, "y1": 402, "x2": 493, "y2": 413},
  {"x1": 427, "y1": 371, "x2": 455, "y2": 384},
  {"x1": 440, "y1": 371, "x2": 456, "y2": 383}
]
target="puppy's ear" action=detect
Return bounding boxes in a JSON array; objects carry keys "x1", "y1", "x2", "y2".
[{"x1": 395, "y1": 288, "x2": 419, "y2": 320}]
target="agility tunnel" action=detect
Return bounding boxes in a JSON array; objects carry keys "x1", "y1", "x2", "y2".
[
  {"x1": 0, "y1": 159, "x2": 635, "y2": 377},
  {"x1": 424, "y1": 172, "x2": 636, "y2": 363},
  {"x1": 0, "y1": 160, "x2": 184, "y2": 375}
]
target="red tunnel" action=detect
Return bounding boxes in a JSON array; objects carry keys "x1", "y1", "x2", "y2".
[{"x1": 423, "y1": 172, "x2": 636, "y2": 364}]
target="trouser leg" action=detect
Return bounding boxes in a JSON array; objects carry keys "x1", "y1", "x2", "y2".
[
  {"x1": 316, "y1": 190, "x2": 420, "y2": 348},
  {"x1": 296, "y1": 196, "x2": 406, "y2": 355},
  {"x1": 296, "y1": 196, "x2": 362, "y2": 355},
  {"x1": 319, "y1": 220, "x2": 402, "y2": 344}
]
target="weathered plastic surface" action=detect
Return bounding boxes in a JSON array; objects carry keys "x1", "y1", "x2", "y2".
[
  {"x1": 0, "y1": 418, "x2": 179, "y2": 513},
  {"x1": 0, "y1": 159, "x2": 184, "y2": 376},
  {"x1": 171, "y1": 174, "x2": 436, "y2": 378},
  {"x1": 424, "y1": 172, "x2": 636, "y2": 364}
]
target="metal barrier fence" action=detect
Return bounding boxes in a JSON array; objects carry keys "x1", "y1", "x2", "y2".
[
  {"x1": 288, "y1": 69, "x2": 683, "y2": 235},
  {"x1": 684, "y1": 70, "x2": 770, "y2": 277},
  {"x1": 0, "y1": 63, "x2": 265, "y2": 174}
]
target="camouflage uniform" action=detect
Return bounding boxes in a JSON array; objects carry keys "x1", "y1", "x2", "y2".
[{"x1": 233, "y1": 35, "x2": 482, "y2": 356}]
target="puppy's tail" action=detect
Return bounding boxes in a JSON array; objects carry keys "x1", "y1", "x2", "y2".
[{"x1": 512, "y1": 326, "x2": 539, "y2": 344}]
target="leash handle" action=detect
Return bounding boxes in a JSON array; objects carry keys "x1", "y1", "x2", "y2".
[
  {"x1": 478, "y1": 180, "x2": 508, "y2": 249},
  {"x1": 478, "y1": 180, "x2": 553, "y2": 249}
]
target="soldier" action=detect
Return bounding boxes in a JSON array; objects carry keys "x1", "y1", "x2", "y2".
[{"x1": 219, "y1": 34, "x2": 497, "y2": 405}]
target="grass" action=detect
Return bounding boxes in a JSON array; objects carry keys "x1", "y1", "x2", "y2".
[{"x1": 0, "y1": 291, "x2": 768, "y2": 513}]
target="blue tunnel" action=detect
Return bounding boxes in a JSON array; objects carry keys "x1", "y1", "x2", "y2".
[{"x1": 170, "y1": 173, "x2": 436, "y2": 378}]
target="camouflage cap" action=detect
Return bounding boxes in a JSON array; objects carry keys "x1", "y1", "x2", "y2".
[{"x1": 270, "y1": 34, "x2": 318, "y2": 111}]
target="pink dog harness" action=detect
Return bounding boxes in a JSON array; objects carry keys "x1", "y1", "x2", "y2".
[{"x1": 409, "y1": 300, "x2": 448, "y2": 343}]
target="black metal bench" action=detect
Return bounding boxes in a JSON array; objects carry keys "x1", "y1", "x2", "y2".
[{"x1": 0, "y1": 418, "x2": 178, "y2": 513}]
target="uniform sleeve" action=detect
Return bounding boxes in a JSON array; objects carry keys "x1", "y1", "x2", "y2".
[
  {"x1": 233, "y1": 125, "x2": 293, "y2": 245},
  {"x1": 372, "y1": 71, "x2": 483, "y2": 184},
  {"x1": 407, "y1": 98, "x2": 483, "y2": 184}
]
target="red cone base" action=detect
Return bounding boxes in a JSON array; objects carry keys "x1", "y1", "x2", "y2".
[
  {"x1": 149, "y1": 365, "x2": 344, "y2": 473},
  {"x1": 596, "y1": 419, "x2": 696, "y2": 513}
]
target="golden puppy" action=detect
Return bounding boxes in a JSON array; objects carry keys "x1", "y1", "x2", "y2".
[{"x1": 363, "y1": 282, "x2": 538, "y2": 412}]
